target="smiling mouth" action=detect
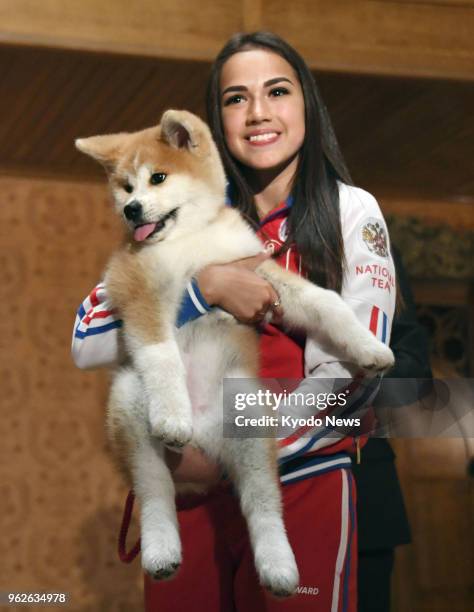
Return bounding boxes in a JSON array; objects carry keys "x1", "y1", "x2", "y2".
[
  {"x1": 133, "y1": 207, "x2": 179, "y2": 242},
  {"x1": 246, "y1": 132, "x2": 279, "y2": 144}
]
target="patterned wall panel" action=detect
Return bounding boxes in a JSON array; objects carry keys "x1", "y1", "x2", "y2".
[{"x1": 0, "y1": 175, "x2": 143, "y2": 610}]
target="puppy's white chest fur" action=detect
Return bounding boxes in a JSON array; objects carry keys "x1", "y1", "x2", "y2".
[{"x1": 146, "y1": 207, "x2": 261, "y2": 281}]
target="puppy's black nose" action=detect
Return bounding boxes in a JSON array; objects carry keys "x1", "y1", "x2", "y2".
[{"x1": 124, "y1": 201, "x2": 143, "y2": 222}]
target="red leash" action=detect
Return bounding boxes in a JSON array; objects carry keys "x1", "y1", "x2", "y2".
[{"x1": 118, "y1": 490, "x2": 141, "y2": 563}]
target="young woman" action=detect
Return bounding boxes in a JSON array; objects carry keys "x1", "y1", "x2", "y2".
[{"x1": 72, "y1": 32, "x2": 396, "y2": 611}]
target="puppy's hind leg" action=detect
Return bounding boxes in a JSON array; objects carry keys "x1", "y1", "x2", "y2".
[
  {"x1": 257, "y1": 259, "x2": 394, "y2": 373},
  {"x1": 221, "y1": 437, "x2": 299, "y2": 597},
  {"x1": 108, "y1": 368, "x2": 182, "y2": 581}
]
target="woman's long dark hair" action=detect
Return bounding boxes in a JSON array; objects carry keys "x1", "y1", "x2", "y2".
[{"x1": 206, "y1": 31, "x2": 352, "y2": 292}]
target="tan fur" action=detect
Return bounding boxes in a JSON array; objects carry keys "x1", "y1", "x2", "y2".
[
  {"x1": 77, "y1": 117, "x2": 225, "y2": 200},
  {"x1": 111, "y1": 135, "x2": 221, "y2": 194},
  {"x1": 228, "y1": 324, "x2": 260, "y2": 375},
  {"x1": 106, "y1": 249, "x2": 166, "y2": 345}
]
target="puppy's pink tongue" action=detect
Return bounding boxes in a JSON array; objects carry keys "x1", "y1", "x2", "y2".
[{"x1": 134, "y1": 223, "x2": 157, "y2": 242}]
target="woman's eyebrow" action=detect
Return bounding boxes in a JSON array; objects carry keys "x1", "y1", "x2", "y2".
[
  {"x1": 264, "y1": 77, "x2": 293, "y2": 88},
  {"x1": 221, "y1": 76, "x2": 293, "y2": 96},
  {"x1": 222, "y1": 84, "x2": 247, "y2": 95}
]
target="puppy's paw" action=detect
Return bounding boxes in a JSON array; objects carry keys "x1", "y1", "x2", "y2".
[
  {"x1": 141, "y1": 524, "x2": 182, "y2": 581},
  {"x1": 142, "y1": 546, "x2": 182, "y2": 581},
  {"x1": 256, "y1": 542, "x2": 299, "y2": 597},
  {"x1": 356, "y1": 341, "x2": 395, "y2": 374},
  {"x1": 149, "y1": 411, "x2": 193, "y2": 448}
]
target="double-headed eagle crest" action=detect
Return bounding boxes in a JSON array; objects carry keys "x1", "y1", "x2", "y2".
[{"x1": 361, "y1": 221, "x2": 388, "y2": 258}]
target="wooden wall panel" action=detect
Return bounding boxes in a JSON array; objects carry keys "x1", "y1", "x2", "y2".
[
  {"x1": 392, "y1": 439, "x2": 474, "y2": 612},
  {"x1": 0, "y1": 174, "x2": 143, "y2": 610}
]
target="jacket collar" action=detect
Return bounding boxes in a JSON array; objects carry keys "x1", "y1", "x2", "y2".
[{"x1": 259, "y1": 195, "x2": 293, "y2": 227}]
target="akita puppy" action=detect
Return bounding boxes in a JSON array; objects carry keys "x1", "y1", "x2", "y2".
[{"x1": 76, "y1": 110, "x2": 393, "y2": 596}]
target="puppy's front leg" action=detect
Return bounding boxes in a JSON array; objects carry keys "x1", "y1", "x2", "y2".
[
  {"x1": 105, "y1": 256, "x2": 192, "y2": 447},
  {"x1": 133, "y1": 335, "x2": 193, "y2": 447}
]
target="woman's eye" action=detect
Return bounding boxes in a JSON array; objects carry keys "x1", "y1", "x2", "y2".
[
  {"x1": 123, "y1": 183, "x2": 133, "y2": 193},
  {"x1": 150, "y1": 173, "x2": 167, "y2": 185},
  {"x1": 270, "y1": 87, "x2": 289, "y2": 97},
  {"x1": 224, "y1": 94, "x2": 244, "y2": 106}
]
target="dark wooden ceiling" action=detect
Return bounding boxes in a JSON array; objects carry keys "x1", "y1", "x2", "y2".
[{"x1": 1, "y1": 44, "x2": 473, "y2": 202}]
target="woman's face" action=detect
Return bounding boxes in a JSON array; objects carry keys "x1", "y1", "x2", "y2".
[{"x1": 220, "y1": 48, "x2": 306, "y2": 174}]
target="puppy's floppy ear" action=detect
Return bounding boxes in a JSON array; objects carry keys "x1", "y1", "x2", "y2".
[
  {"x1": 75, "y1": 133, "x2": 126, "y2": 171},
  {"x1": 160, "y1": 110, "x2": 212, "y2": 156}
]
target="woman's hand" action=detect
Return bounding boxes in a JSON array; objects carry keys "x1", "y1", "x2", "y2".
[
  {"x1": 165, "y1": 446, "x2": 223, "y2": 487},
  {"x1": 197, "y1": 252, "x2": 283, "y2": 324}
]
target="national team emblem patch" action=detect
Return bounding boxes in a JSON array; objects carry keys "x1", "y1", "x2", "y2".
[{"x1": 360, "y1": 218, "x2": 388, "y2": 258}]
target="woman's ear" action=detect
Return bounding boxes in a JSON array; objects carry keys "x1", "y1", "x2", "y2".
[{"x1": 160, "y1": 110, "x2": 211, "y2": 155}]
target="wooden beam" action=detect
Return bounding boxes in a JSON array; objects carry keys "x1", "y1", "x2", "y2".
[
  {"x1": 0, "y1": 0, "x2": 239, "y2": 61},
  {"x1": 264, "y1": 0, "x2": 474, "y2": 80},
  {"x1": 0, "y1": 0, "x2": 472, "y2": 79}
]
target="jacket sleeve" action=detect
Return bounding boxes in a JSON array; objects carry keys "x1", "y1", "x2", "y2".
[
  {"x1": 277, "y1": 184, "x2": 396, "y2": 461},
  {"x1": 71, "y1": 279, "x2": 211, "y2": 370}
]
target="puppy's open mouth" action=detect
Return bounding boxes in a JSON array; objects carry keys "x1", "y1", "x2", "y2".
[{"x1": 133, "y1": 208, "x2": 179, "y2": 242}]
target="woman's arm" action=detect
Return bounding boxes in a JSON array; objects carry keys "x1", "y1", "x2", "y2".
[
  {"x1": 71, "y1": 282, "x2": 122, "y2": 369},
  {"x1": 71, "y1": 253, "x2": 278, "y2": 371},
  {"x1": 71, "y1": 279, "x2": 213, "y2": 369},
  {"x1": 278, "y1": 185, "x2": 397, "y2": 460}
]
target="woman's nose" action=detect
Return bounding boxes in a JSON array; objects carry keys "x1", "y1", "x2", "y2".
[{"x1": 246, "y1": 96, "x2": 271, "y2": 124}]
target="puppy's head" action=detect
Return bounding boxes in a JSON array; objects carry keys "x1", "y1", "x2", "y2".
[{"x1": 75, "y1": 110, "x2": 227, "y2": 245}]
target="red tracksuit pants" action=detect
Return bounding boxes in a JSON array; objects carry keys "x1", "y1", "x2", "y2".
[{"x1": 144, "y1": 467, "x2": 357, "y2": 611}]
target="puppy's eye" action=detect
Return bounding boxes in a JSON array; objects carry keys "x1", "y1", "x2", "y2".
[
  {"x1": 150, "y1": 173, "x2": 167, "y2": 185},
  {"x1": 123, "y1": 183, "x2": 133, "y2": 194}
]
